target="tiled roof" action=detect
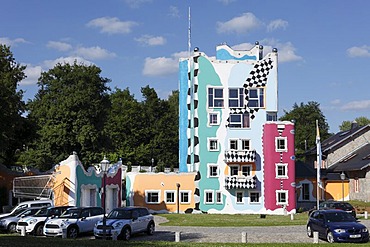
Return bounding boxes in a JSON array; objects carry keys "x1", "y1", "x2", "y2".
[{"x1": 327, "y1": 143, "x2": 370, "y2": 172}]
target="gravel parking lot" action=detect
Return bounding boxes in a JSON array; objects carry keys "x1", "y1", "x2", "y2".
[{"x1": 129, "y1": 216, "x2": 370, "y2": 243}]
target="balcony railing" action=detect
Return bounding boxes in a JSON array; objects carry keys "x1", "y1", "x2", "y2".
[
  {"x1": 224, "y1": 150, "x2": 256, "y2": 163},
  {"x1": 225, "y1": 175, "x2": 257, "y2": 189}
]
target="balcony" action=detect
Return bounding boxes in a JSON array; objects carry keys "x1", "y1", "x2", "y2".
[
  {"x1": 225, "y1": 150, "x2": 256, "y2": 163},
  {"x1": 225, "y1": 175, "x2": 257, "y2": 189}
]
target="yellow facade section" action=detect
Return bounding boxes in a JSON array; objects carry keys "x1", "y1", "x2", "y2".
[{"x1": 52, "y1": 165, "x2": 73, "y2": 206}]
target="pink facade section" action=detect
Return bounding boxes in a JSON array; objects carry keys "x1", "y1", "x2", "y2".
[{"x1": 263, "y1": 122, "x2": 295, "y2": 212}]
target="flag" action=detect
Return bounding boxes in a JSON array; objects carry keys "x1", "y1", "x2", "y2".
[{"x1": 316, "y1": 120, "x2": 324, "y2": 190}]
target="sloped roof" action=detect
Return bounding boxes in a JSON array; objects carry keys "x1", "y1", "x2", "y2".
[
  {"x1": 327, "y1": 143, "x2": 370, "y2": 172},
  {"x1": 295, "y1": 160, "x2": 316, "y2": 178}
]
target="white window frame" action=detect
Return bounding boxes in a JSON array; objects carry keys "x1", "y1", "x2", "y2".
[
  {"x1": 204, "y1": 190, "x2": 214, "y2": 204},
  {"x1": 208, "y1": 87, "x2": 224, "y2": 108},
  {"x1": 180, "y1": 190, "x2": 191, "y2": 204},
  {"x1": 241, "y1": 165, "x2": 252, "y2": 176},
  {"x1": 247, "y1": 88, "x2": 265, "y2": 108},
  {"x1": 208, "y1": 138, "x2": 219, "y2": 151},
  {"x1": 216, "y1": 191, "x2": 223, "y2": 204},
  {"x1": 275, "y1": 163, "x2": 288, "y2": 179},
  {"x1": 229, "y1": 112, "x2": 250, "y2": 128},
  {"x1": 236, "y1": 191, "x2": 244, "y2": 204},
  {"x1": 229, "y1": 139, "x2": 238, "y2": 150},
  {"x1": 266, "y1": 112, "x2": 277, "y2": 121},
  {"x1": 207, "y1": 164, "x2": 219, "y2": 178},
  {"x1": 145, "y1": 190, "x2": 161, "y2": 204},
  {"x1": 230, "y1": 165, "x2": 239, "y2": 176},
  {"x1": 241, "y1": 139, "x2": 251, "y2": 150},
  {"x1": 354, "y1": 178, "x2": 359, "y2": 193},
  {"x1": 275, "y1": 137, "x2": 287, "y2": 152},
  {"x1": 249, "y1": 191, "x2": 260, "y2": 204},
  {"x1": 165, "y1": 190, "x2": 176, "y2": 204},
  {"x1": 228, "y1": 88, "x2": 244, "y2": 108},
  {"x1": 209, "y1": 112, "x2": 220, "y2": 126},
  {"x1": 276, "y1": 190, "x2": 288, "y2": 206}
]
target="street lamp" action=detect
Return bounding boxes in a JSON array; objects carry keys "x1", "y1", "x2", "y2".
[
  {"x1": 340, "y1": 171, "x2": 345, "y2": 202},
  {"x1": 100, "y1": 156, "x2": 110, "y2": 240},
  {"x1": 176, "y1": 183, "x2": 180, "y2": 214},
  {"x1": 151, "y1": 158, "x2": 154, "y2": 172}
]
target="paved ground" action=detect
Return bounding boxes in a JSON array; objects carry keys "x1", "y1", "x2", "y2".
[{"x1": 129, "y1": 216, "x2": 370, "y2": 243}]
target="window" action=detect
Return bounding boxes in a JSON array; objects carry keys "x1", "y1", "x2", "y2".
[
  {"x1": 242, "y1": 165, "x2": 251, "y2": 176},
  {"x1": 165, "y1": 191, "x2": 176, "y2": 204},
  {"x1": 275, "y1": 137, "x2": 287, "y2": 152},
  {"x1": 276, "y1": 163, "x2": 288, "y2": 178},
  {"x1": 204, "y1": 190, "x2": 214, "y2": 204},
  {"x1": 236, "y1": 191, "x2": 244, "y2": 203},
  {"x1": 229, "y1": 88, "x2": 244, "y2": 108},
  {"x1": 180, "y1": 191, "x2": 190, "y2": 204},
  {"x1": 216, "y1": 191, "x2": 222, "y2": 204},
  {"x1": 266, "y1": 112, "x2": 277, "y2": 121},
  {"x1": 208, "y1": 164, "x2": 219, "y2": 177},
  {"x1": 241, "y1": 139, "x2": 250, "y2": 150},
  {"x1": 208, "y1": 88, "x2": 224, "y2": 108},
  {"x1": 354, "y1": 178, "x2": 359, "y2": 193},
  {"x1": 276, "y1": 190, "x2": 288, "y2": 205},
  {"x1": 230, "y1": 166, "x2": 239, "y2": 176},
  {"x1": 146, "y1": 191, "x2": 160, "y2": 204},
  {"x1": 229, "y1": 139, "x2": 238, "y2": 150},
  {"x1": 250, "y1": 192, "x2": 260, "y2": 203},
  {"x1": 247, "y1": 88, "x2": 264, "y2": 108},
  {"x1": 302, "y1": 184, "x2": 310, "y2": 200},
  {"x1": 209, "y1": 112, "x2": 219, "y2": 125},
  {"x1": 229, "y1": 112, "x2": 250, "y2": 128},
  {"x1": 208, "y1": 139, "x2": 219, "y2": 151}
]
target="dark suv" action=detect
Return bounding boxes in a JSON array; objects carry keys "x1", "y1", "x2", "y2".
[{"x1": 319, "y1": 201, "x2": 356, "y2": 217}]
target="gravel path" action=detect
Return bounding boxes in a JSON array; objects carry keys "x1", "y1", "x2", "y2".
[{"x1": 130, "y1": 216, "x2": 370, "y2": 244}]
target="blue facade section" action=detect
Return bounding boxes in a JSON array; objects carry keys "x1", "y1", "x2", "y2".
[
  {"x1": 216, "y1": 48, "x2": 257, "y2": 61},
  {"x1": 179, "y1": 60, "x2": 189, "y2": 173}
]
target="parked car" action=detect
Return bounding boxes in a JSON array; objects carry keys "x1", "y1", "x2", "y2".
[
  {"x1": 0, "y1": 207, "x2": 43, "y2": 233},
  {"x1": 16, "y1": 206, "x2": 72, "y2": 236},
  {"x1": 43, "y1": 207, "x2": 103, "y2": 238},
  {"x1": 319, "y1": 200, "x2": 356, "y2": 217},
  {"x1": 307, "y1": 209, "x2": 369, "y2": 243},
  {"x1": 94, "y1": 207, "x2": 155, "y2": 240},
  {"x1": 0, "y1": 199, "x2": 53, "y2": 219}
]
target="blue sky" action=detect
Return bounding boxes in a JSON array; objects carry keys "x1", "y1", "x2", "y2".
[{"x1": 1, "y1": 0, "x2": 369, "y2": 133}]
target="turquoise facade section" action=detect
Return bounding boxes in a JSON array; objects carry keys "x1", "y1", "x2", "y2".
[
  {"x1": 216, "y1": 48, "x2": 257, "y2": 61},
  {"x1": 75, "y1": 165, "x2": 102, "y2": 207},
  {"x1": 179, "y1": 59, "x2": 189, "y2": 172}
]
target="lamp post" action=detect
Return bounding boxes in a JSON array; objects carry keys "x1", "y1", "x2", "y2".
[
  {"x1": 100, "y1": 156, "x2": 109, "y2": 240},
  {"x1": 151, "y1": 158, "x2": 154, "y2": 172},
  {"x1": 340, "y1": 171, "x2": 345, "y2": 202},
  {"x1": 176, "y1": 183, "x2": 180, "y2": 214}
]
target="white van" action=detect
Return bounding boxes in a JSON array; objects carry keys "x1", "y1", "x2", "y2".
[{"x1": 0, "y1": 199, "x2": 53, "y2": 219}]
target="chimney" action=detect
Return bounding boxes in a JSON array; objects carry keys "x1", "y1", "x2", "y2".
[{"x1": 351, "y1": 120, "x2": 358, "y2": 129}]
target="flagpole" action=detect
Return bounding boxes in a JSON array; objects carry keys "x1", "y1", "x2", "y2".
[{"x1": 316, "y1": 120, "x2": 322, "y2": 210}]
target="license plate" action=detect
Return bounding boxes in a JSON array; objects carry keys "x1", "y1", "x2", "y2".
[{"x1": 349, "y1": 234, "x2": 361, "y2": 238}]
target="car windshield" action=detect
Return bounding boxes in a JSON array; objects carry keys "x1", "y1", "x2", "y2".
[
  {"x1": 326, "y1": 212, "x2": 356, "y2": 222},
  {"x1": 33, "y1": 208, "x2": 49, "y2": 217},
  {"x1": 9, "y1": 208, "x2": 27, "y2": 217},
  {"x1": 107, "y1": 210, "x2": 132, "y2": 219},
  {"x1": 59, "y1": 209, "x2": 81, "y2": 219},
  {"x1": 334, "y1": 202, "x2": 353, "y2": 210},
  {"x1": 17, "y1": 208, "x2": 38, "y2": 218}
]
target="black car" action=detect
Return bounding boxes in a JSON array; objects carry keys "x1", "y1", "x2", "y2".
[
  {"x1": 307, "y1": 210, "x2": 369, "y2": 243},
  {"x1": 319, "y1": 200, "x2": 356, "y2": 217}
]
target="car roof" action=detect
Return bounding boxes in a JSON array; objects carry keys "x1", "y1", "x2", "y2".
[{"x1": 113, "y1": 207, "x2": 147, "y2": 211}]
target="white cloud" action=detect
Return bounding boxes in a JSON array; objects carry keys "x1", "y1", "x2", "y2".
[
  {"x1": 217, "y1": 13, "x2": 261, "y2": 34},
  {"x1": 47, "y1": 41, "x2": 72, "y2": 51},
  {"x1": 20, "y1": 65, "x2": 43, "y2": 86},
  {"x1": 169, "y1": 6, "x2": 180, "y2": 18},
  {"x1": 330, "y1": 99, "x2": 341, "y2": 105},
  {"x1": 74, "y1": 46, "x2": 116, "y2": 60},
  {"x1": 124, "y1": 0, "x2": 152, "y2": 8},
  {"x1": 87, "y1": 17, "x2": 138, "y2": 34},
  {"x1": 218, "y1": 0, "x2": 236, "y2": 5},
  {"x1": 43, "y1": 56, "x2": 93, "y2": 69},
  {"x1": 347, "y1": 46, "x2": 370, "y2": 57},
  {"x1": 267, "y1": 19, "x2": 288, "y2": 32},
  {"x1": 142, "y1": 51, "x2": 189, "y2": 77},
  {"x1": 231, "y1": 42, "x2": 255, "y2": 50},
  {"x1": 135, "y1": 35, "x2": 166, "y2": 46},
  {"x1": 0, "y1": 37, "x2": 27, "y2": 46},
  {"x1": 341, "y1": 100, "x2": 370, "y2": 111}
]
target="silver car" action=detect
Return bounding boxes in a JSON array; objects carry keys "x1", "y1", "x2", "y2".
[
  {"x1": 0, "y1": 207, "x2": 42, "y2": 233},
  {"x1": 94, "y1": 207, "x2": 155, "y2": 240}
]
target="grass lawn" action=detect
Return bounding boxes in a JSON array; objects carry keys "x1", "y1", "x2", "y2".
[{"x1": 158, "y1": 212, "x2": 310, "y2": 227}]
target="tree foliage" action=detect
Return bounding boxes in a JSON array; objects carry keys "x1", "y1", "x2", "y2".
[
  {"x1": 0, "y1": 44, "x2": 28, "y2": 166},
  {"x1": 339, "y1": 116, "x2": 370, "y2": 131},
  {"x1": 279, "y1": 101, "x2": 331, "y2": 160}
]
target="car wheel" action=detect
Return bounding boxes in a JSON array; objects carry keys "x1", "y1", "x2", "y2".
[
  {"x1": 8, "y1": 223, "x2": 16, "y2": 233},
  {"x1": 327, "y1": 231, "x2": 335, "y2": 243},
  {"x1": 67, "y1": 226, "x2": 78, "y2": 239},
  {"x1": 34, "y1": 224, "x2": 44, "y2": 236},
  {"x1": 121, "y1": 227, "x2": 131, "y2": 241},
  {"x1": 306, "y1": 225, "x2": 313, "y2": 238},
  {"x1": 147, "y1": 222, "x2": 155, "y2": 235}
]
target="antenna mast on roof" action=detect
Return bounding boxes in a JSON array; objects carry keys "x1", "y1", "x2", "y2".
[{"x1": 188, "y1": 6, "x2": 191, "y2": 56}]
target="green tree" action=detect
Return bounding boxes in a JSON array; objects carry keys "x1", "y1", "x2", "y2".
[
  {"x1": 339, "y1": 116, "x2": 370, "y2": 131},
  {"x1": 0, "y1": 44, "x2": 29, "y2": 166},
  {"x1": 23, "y1": 62, "x2": 110, "y2": 170},
  {"x1": 279, "y1": 101, "x2": 331, "y2": 160}
]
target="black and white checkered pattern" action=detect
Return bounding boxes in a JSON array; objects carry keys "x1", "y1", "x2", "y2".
[
  {"x1": 225, "y1": 150, "x2": 256, "y2": 163},
  {"x1": 225, "y1": 176, "x2": 257, "y2": 189}
]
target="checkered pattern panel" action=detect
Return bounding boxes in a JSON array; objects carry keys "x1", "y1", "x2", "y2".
[
  {"x1": 225, "y1": 176, "x2": 257, "y2": 189},
  {"x1": 225, "y1": 150, "x2": 256, "y2": 163}
]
